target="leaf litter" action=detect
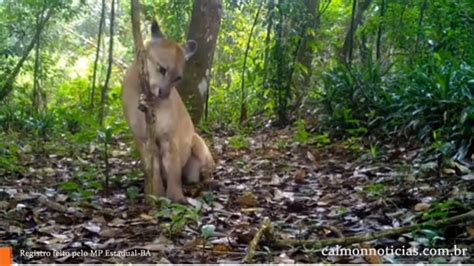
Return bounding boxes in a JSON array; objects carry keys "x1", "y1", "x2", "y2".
[{"x1": 0, "y1": 127, "x2": 473, "y2": 263}]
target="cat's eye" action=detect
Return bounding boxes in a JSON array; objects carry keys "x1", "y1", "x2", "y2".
[{"x1": 158, "y1": 65, "x2": 167, "y2": 76}]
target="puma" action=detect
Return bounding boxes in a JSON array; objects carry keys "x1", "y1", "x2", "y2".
[{"x1": 122, "y1": 20, "x2": 215, "y2": 203}]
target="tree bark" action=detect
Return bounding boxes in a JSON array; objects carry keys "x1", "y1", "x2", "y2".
[
  {"x1": 179, "y1": 0, "x2": 223, "y2": 124},
  {"x1": 130, "y1": 0, "x2": 159, "y2": 200},
  {"x1": 0, "y1": 9, "x2": 53, "y2": 102},
  {"x1": 341, "y1": 0, "x2": 372, "y2": 65},
  {"x1": 90, "y1": 0, "x2": 106, "y2": 109},
  {"x1": 99, "y1": 0, "x2": 115, "y2": 125}
]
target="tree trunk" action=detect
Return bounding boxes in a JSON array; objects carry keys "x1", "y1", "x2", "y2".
[
  {"x1": 99, "y1": 0, "x2": 115, "y2": 126},
  {"x1": 341, "y1": 0, "x2": 372, "y2": 65},
  {"x1": 239, "y1": 2, "x2": 263, "y2": 125},
  {"x1": 296, "y1": 0, "x2": 320, "y2": 87},
  {"x1": 261, "y1": 0, "x2": 275, "y2": 93},
  {"x1": 0, "y1": 9, "x2": 53, "y2": 102},
  {"x1": 375, "y1": 0, "x2": 385, "y2": 61},
  {"x1": 32, "y1": 8, "x2": 42, "y2": 112},
  {"x1": 179, "y1": 0, "x2": 223, "y2": 124},
  {"x1": 415, "y1": 0, "x2": 428, "y2": 53},
  {"x1": 293, "y1": 0, "x2": 321, "y2": 108},
  {"x1": 90, "y1": 0, "x2": 106, "y2": 109}
]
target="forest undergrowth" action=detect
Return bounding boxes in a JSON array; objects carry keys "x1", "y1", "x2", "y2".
[{"x1": 1, "y1": 121, "x2": 473, "y2": 263}]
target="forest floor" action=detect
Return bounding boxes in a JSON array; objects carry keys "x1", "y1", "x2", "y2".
[{"x1": 1, "y1": 127, "x2": 473, "y2": 263}]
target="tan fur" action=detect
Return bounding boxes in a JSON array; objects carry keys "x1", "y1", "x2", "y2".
[{"x1": 122, "y1": 21, "x2": 215, "y2": 203}]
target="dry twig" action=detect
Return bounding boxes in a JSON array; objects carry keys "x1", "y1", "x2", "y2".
[
  {"x1": 273, "y1": 210, "x2": 474, "y2": 249},
  {"x1": 242, "y1": 217, "x2": 272, "y2": 263}
]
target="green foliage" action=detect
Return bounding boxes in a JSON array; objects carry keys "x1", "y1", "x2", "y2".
[
  {"x1": 59, "y1": 167, "x2": 103, "y2": 201},
  {"x1": 275, "y1": 138, "x2": 288, "y2": 151},
  {"x1": 295, "y1": 119, "x2": 311, "y2": 145},
  {"x1": 366, "y1": 183, "x2": 385, "y2": 198},
  {"x1": 200, "y1": 224, "x2": 215, "y2": 240},
  {"x1": 0, "y1": 133, "x2": 23, "y2": 174},
  {"x1": 414, "y1": 228, "x2": 445, "y2": 248},
  {"x1": 422, "y1": 200, "x2": 466, "y2": 221},
  {"x1": 154, "y1": 198, "x2": 201, "y2": 237},
  {"x1": 320, "y1": 56, "x2": 473, "y2": 155},
  {"x1": 294, "y1": 119, "x2": 331, "y2": 146},
  {"x1": 126, "y1": 186, "x2": 140, "y2": 202},
  {"x1": 369, "y1": 144, "x2": 379, "y2": 159},
  {"x1": 342, "y1": 137, "x2": 364, "y2": 153},
  {"x1": 229, "y1": 134, "x2": 250, "y2": 150}
]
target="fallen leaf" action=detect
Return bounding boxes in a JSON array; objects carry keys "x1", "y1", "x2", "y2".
[
  {"x1": 414, "y1": 203, "x2": 431, "y2": 212},
  {"x1": 466, "y1": 226, "x2": 474, "y2": 236},
  {"x1": 274, "y1": 253, "x2": 295, "y2": 264},
  {"x1": 100, "y1": 228, "x2": 119, "y2": 238},
  {"x1": 109, "y1": 217, "x2": 126, "y2": 227},
  {"x1": 133, "y1": 234, "x2": 174, "y2": 252},
  {"x1": 187, "y1": 197, "x2": 205, "y2": 209},
  {"x1": 182, "y1": 238, "x2": 203, "y2": 251},
  {"x1": 360, "y1": 242, "x2": 383, "y2": 264},
  {"x1": 140, "y1": 213, "x2": 155, "y2": 220},
  {"x1": 213, "y1": 244, "x2": 232, "y2": 253},
  {"x1": 420, "y1": 162, "x2": 437, "y2": 172},
  {"x1": 242, "y1": 208, "x2": 264, "y2": 214},
  {"x1": 460, "y1": 174, "x2": 474, "y2": 181},
  {"x1": 236, "y1": 192, "x2": 258, "y2": 207},
  {"x1": 83, "y1": 222, "x2": 101, "y2": 234},
  {"x1": 442, "y1": 168, "x2": 456, "y2": 175},
  {"x1": 453, "y1": 162, "x2": 470, "y2": 174},
  {"x1": 306, "y1": 151, "x2": 316, "y2": 162},
  {"x1": 294, "y1": 169, "x2": 307, "y2": 184},
  {"x1": 0, "y1": 201, "x2": 9, "y2": 210},
  {"x1": 9, "y1": 225, "x2": 22, "y2": 235}
]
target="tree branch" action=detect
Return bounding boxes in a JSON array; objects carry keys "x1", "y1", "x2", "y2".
[
  {"x1": 0, "y1": 9, "x2": 53, "y2": 101},
  {"x1": 273, "y1": 210, "x2": 474, "y2": 249},
  {"x1": 243, "y1": 217, "x2": 272, "y2": 263},
  {"x1": 130, "y1": 0, "x2": 159, "y2": 200}
]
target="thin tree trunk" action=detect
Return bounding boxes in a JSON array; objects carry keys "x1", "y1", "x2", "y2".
[
  {"x1": 130, "y1": 0, "x2": 158, "y2": 200},
  {"x1": 239, "y1": 2, "x2": 263, "y2": 124},
  {"x1": 275, "y1": 2, "x2": 286, "y2": 125},
  {"x1": 0, "y1": 9, "x2": 53, "y2": 102},
  {"x1": 104, "y1": 135, "x2": 110, "y2": 196},
  {"x1": 296, "y1": 0, "x2": 320, "y2": 86},
  {"x1": 179, "y1": 0, "x2": 223, "y2": 124},
  {"x1": 344, "y1": 0, "x2": 357, "y2": 65},
  {"x1": 342, "y1": 0, "x2": 372, "y2": 65},
  {"x1": 60, "y1": 26, "x2": 126, "y2": 69},
  {"x1": 261, "y1": 0, "x2": 275, "y2": 91},
  {"x1": 90, "y1": 0, "x2": 106, "y2": 109},
  {"x1": 32, "y1": 8, "x2": 42, "y2": 112},
  {"x1": 99, "y1": 0, "x2": 115, "y2": 126},
  {"x1": 293, "y1": 0, "x2": 321, "y2": 109},
  {"x1": 376, "y1": 0, "x2": 385, "y2": 61},
  {"x1": 415, "y1": 0, "x2": 428, "y2": 53}
]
